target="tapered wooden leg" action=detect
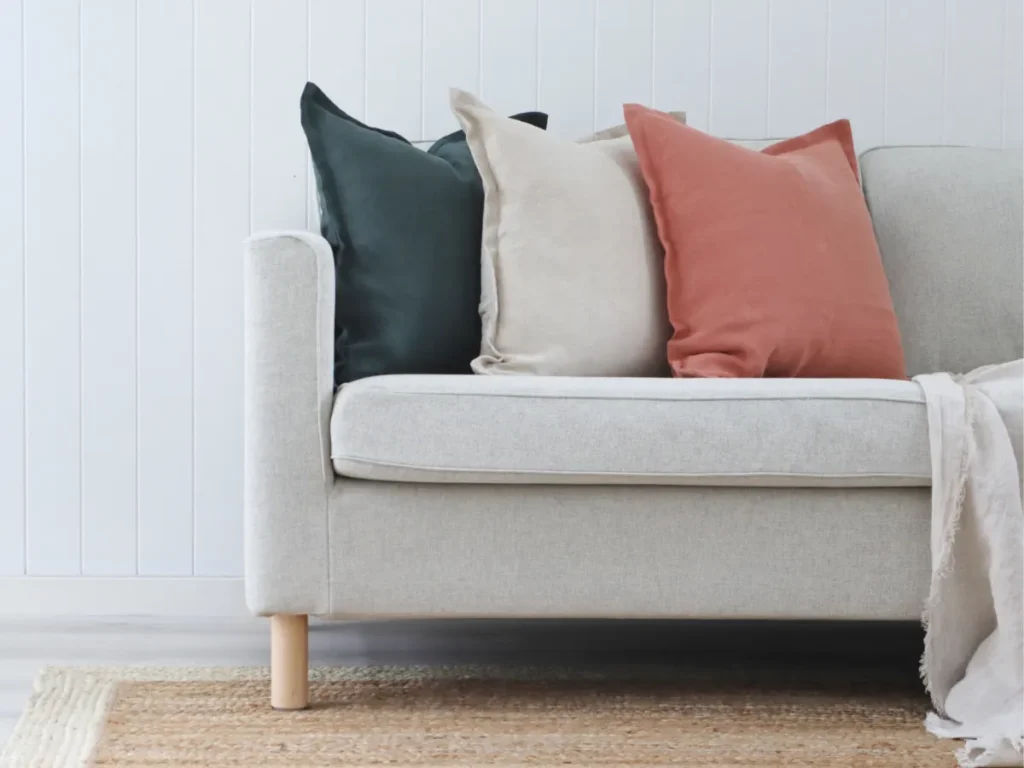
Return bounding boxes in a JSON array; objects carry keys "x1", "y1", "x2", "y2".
[{"x1": 271, "y1": 614, "x2": 308, "y2": 710}]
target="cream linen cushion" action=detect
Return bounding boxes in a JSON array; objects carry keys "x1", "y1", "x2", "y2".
[{"x1": 451, "y1": 89, "x2": 676, "y2": 376}]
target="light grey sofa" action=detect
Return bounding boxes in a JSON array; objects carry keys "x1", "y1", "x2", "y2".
[{"x1": 244, "y1": 146, "x2": 1023, "y2": 709}]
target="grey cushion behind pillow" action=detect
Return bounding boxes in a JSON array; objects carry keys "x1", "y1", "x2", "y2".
[{"x1": 300, "y1": 82, "x2": 548, "y2": 386}]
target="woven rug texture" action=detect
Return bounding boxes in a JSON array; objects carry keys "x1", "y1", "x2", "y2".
[{"x1": 1, "y1": 665, "x2": 956, "y2": 767}]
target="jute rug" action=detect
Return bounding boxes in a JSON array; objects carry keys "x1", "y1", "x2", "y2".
[{"x1": 2, "y1": 665, "x2": 956, "y2": 767}]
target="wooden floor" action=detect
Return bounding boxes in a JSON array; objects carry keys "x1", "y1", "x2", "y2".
[{"x1": 0, "y1": 616, "x2": 924, "y2": 749}]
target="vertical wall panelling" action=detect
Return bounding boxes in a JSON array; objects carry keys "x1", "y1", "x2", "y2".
[
  {"x1": 1005, "y1": 0, "x2": 1024, "y2": 149},
  {"x1": 945, "y1": 0, "x2": 1005, "y2": 147},
  {"x1": 710, "y1": 0, "x2": 770, "y2": 138},
  {"x1": 423, "y1": 0, "x2": 481, "y2": 139},
  {"x1": 3, "y1": 0, "x2": 1022, "y2": 584},
  {"x1": 479, "y1": 0, "x2": 538, "y2": 115},
  {"x1": 594, "y1": 0, "x2": 653, "y2": 130},
  {"x1": 768, "y1": 0, "x2": 827, "y2": 138},
  {"x1": 652, "y1": 0, "x2": 712, "y2": 131},
  {"x1": 0, "y1": 0, "x2": 25, "y2": 575},
  {"x1": 137, "y1": 0, "x2": 194, "y2": 576},
  {"x1": 307, "y1": 0, "x2": 365, "y2": 115},
  {"x1": 826, "y1": 0, "x2": 886, "y2": 152},
  {"x1": 251, "y1": 0, "x2": 309, "y2": 231},
  {"x1": 885, "y1": 0, "x2": 946, "y2": 144},
  {"x1": 366, "y1": 0, "x2": 424, "y2": 140},
  {"x1": 23, "y1": 0, "x2": 82, "y2": 575},
  {"x1": 306, "y1": 0, "x2": 366, "y2": 231},
  {"x1": 193, "y1": 0, "x2": 251, "y2": 577},
  {"x1": 80, "y1": 0, "x2": 138, "y2": 575},
  {"x1": 538, "y1": 0, "x2": 597, "y2": 139}
]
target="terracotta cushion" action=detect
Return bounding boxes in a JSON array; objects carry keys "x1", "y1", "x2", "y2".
[{"x1": 624, "y1": 105, "x2": 906, "y2": 380}]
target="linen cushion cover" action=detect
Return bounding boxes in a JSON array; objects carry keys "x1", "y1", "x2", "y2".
[
  {"x1": 624, "y1": 105, "x2": 907, "y2": 380},
  {"x1": 300, "y1": 82, "x2": 547, "y2": 385},
  {"x1": 451, "y1": 89, "x2": 677, "y2": 377},
  {"x1": 330, "y1": 374, "x2": 931, "y2": 486}
]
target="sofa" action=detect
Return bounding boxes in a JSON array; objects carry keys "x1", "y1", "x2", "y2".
[{"x1": 244, "y1": 145, "x2": 1023, "y2": 710}]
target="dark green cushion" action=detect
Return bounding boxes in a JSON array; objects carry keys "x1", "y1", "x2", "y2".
[{"x1": 300, "y1": 82, "x2": 547, "y2": 386}]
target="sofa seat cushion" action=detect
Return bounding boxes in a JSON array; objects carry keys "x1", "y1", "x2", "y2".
[{"x1": 330, "y1": 375, "x2": 931, "y2": 487}]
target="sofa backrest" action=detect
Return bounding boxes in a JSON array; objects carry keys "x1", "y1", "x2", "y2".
[{"x1": 861, "y1": 146, "x2": 1023, "y2": 376}]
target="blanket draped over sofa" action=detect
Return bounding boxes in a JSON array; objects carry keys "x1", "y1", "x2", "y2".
[{"x1": 916, "y1": 360, "x2": 1023, "y2": 768}]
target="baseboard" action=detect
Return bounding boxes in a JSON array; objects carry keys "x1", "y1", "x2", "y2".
[{"x1": 0, "y1": 577, "x2": 248, "y2": 617}]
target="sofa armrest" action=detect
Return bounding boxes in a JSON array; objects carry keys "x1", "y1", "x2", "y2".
[{"x1": 244, "y1": 231, "x2": 334, "y2": 615}]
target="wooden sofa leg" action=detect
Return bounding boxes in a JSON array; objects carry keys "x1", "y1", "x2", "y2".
[{"x1": 271, "y1": 614, "x2": 309, "y2": 710}]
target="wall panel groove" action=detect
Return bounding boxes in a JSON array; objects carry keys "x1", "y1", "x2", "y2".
[
  {"x1": 193, "y1": 0, "x2": 251, "y2": 577},
  {"x1": 80, "y1": 0, "x2": 138, "y2": 575},
  {"x1": 0, "y1": 0, "x2": 25, "y2": 576},
  {"x1": 0, "y1": 0, "x2": 27, "y2": 576},
  {"x1": 23, "y1": 0, "x2": 83, "y2": 576},
  {"x1": 137, "y1": 0, "x2": 195, "y2": 576},
  {"x1": 2, "y1": 0, "x2": 1020, "y2": 586},
  {"x1": 653, "y1": 0, "x2": 711, "y2": 130}
]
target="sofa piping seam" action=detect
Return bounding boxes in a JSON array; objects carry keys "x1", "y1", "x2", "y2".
[
  {"x1": 329, "y1": 456, "x2": 930, "y2": 482},
  {"x1": 340, "y1": 388, "x2": 923, "y2": 406}
]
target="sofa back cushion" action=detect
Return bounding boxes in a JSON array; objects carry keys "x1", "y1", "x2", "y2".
[{"x1": 861, "y1": 147, "x2": 1023, "y2": 376}]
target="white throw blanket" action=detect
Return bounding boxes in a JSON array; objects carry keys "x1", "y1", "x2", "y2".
[{"x1": 915, "y1": 360, "x2": 1024, "y2": 767}]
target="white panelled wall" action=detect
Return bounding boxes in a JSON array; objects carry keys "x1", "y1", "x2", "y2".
[{"x1": 0, "y1": 0, "x2": 1021, "y2": 612}]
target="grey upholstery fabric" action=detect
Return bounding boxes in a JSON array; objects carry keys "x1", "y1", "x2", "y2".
[
  {"x1": 320, "y1": 480, "x2": 930, "y2": 620},
  {"x1": 331, "y1": 375, "x2": 931, "y2": 486},
  {"x1": 244, "y1": 232, "x2": 334, "y2": 616},
  {"x1": 245, "y1": 146, "x2": 1018, "y2": 622},
  {"x1": 861, "y1": 146, "x2": 1023, "y2": 376}
]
